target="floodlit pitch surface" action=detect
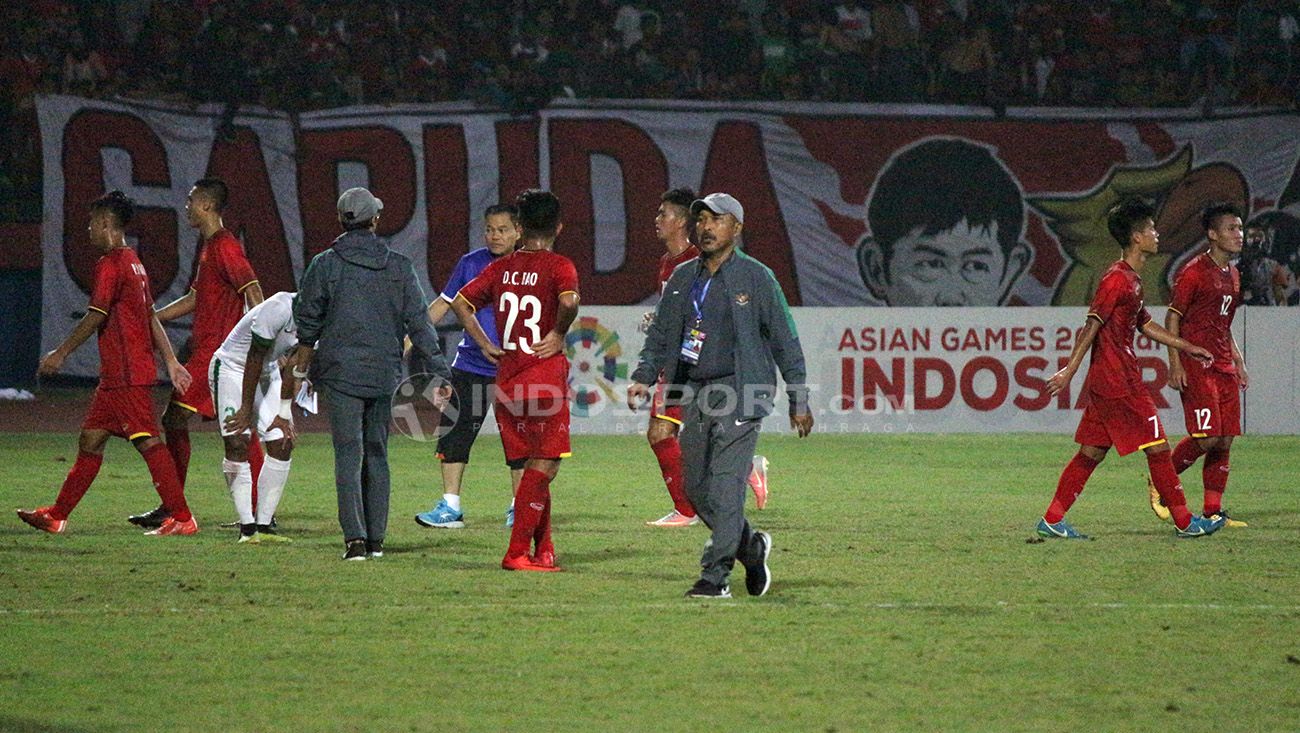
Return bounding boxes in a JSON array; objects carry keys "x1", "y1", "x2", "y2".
[{"x1": 1, "y1": 432, "x2": 1297, "y2": 732}]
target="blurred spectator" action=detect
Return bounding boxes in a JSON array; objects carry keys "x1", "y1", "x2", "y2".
[{"x1": 0, "y1": 0, "x2": 1295, "y2": 214}]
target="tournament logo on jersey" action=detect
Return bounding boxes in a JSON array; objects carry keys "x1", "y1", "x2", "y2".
[{"x1": 565, "y1": 316, "x2": 627, "y2": 417}]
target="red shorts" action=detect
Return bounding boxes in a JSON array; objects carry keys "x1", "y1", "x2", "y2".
[
  {"x1": 649, "y1": 377, "x2": 683, "y2": 425},
  {"x1": 494, "y1": 394, "x2": 571, "y2": 462},
  {"x1": 1180, "y1": 367, "x2": 1242, "y2": 437},
  {"x1": 83, "y1": 386, "x2": 161, "y2": 440},
  {"x1": 173, "y1": 351, "x2": 215, "y2": 419},
  {"x1": 1075, "y1": 390, "x2": 1166, "y2": 456}
]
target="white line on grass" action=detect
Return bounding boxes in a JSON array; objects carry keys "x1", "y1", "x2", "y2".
[{"x1": 3, "y1": 601, "x2": 1300, "y2": 615}]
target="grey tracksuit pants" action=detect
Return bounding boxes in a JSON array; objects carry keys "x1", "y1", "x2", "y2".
[
  {"x1": 679, "y1": 384, "x2": 763, "y2": 587},
  {"x1": 324, "y1": 386, "x2": 393, "y2": 544}
]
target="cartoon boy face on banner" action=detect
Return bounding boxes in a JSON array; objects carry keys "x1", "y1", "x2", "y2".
[{"x1": 856, "y1": 137, "x2": 1032, "y2": 306}]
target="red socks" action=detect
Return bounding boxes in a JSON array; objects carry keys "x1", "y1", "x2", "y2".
[
  {"x1": 1170, "y1": 437, "x2": 1206, "y2": 474},
  {"x1": 1147, "y1": 451, "x2": 1192, "y2": 529},
  {"x1": 1045, "y1": 452, "x2": 1099, "y2": 523},
  {"x1": 248, "y1": 435, "x2": 264, "y2": 510},
  {"x1": 1202, "y1": 448, "x2": 1230, "y2": 516},
  {"x1": 165, "y1": 427, "x2": 191, "y2": 487},
  {"x1": 51, "y1": 450, "x2": 104, "y2": 520},
  {"x1": 534, "y1": 490, "x2": 553, "y2": 558},
  {"x1": 650, "y1": 437, "x2": 694, "y2": 517},
  {"x1": 142, "y1": 443, "x2": 192, "y2": 522},
  {"x1": 507, "y1": 469, "x2": 550, "y2": 559}
]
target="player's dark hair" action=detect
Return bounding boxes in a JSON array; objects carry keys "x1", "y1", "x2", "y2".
[
  {"x1": 866, "y1": 138, "x2": 1024, "y2": 271},
  {"x1": 516, "y1": 189, "x2": 561, "y2": 238},
  {"x1": 1106, "y1": 197, "x2": 1157, "y2": 249},
  {"x1": 90, "y1": 190, "x2": 135, "y2": 228},
  {"x1": 484, "y1": 203, "x2": 519, "y2": 222},
  {"x1": 193, "y1": 177, "x2": 229, "y2": 213},
  {"x1": 342, "y1": 218, "x2": 374, "y2": 232},
  {"x1": 661, "y1": 187, "x2": 696, "y2": 212},
  {"x1": 1202, "y1": 202, "x2": 1244, "y2": 233}
]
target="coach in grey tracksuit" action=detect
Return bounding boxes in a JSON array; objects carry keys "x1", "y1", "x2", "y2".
[
  {"x1": 629, "y1": 193, "x2": 814, "y2": 598},
  {"x1": 293, "y1": 187, "x2": 451, "y2": 559}
]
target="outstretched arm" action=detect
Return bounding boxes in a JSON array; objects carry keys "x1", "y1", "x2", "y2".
[
  {"x1": 1141, "y1": 320, "x2": 1212, "y2": 364},
  {"x1": 38, "y1": 310, "x2": 106, "y2": 376},
  {"x1": 1047, "y1": 318, "x2": 1103, "y2": 396},
  {"x1": 155, "y1": 290, "x2": 197, "y2": 322}
]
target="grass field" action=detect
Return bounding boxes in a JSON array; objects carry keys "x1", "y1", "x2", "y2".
[{"x1": 1, "y1": 431, "x2": 1298, "y2": 732}]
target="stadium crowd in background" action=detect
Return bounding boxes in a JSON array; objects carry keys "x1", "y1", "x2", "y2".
[{"x1": 3, "y1": 0, "x2": 1299, "y2": 225}]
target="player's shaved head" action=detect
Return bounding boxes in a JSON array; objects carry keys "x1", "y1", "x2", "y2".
[
  {"x1": 661, "y1": 187, "x2": 696, "y2": 214},
  {"x1": 1202, "y1": 202, "x2": 1244, "y2": 233},
  {"x1": 1107, "y1": 197, "x2": 1157, "y2": 248},
  {"x1": 90, "y1": 190, "x2": 135, "y2": 228},
  {"x1": 192, "y1": 177, "x2": 229, "y2": 213},
  {"x1": 516, "y1": 189, "x2": 561, "y2": 238}
]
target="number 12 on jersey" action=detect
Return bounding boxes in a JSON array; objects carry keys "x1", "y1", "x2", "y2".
[{"x1": 500, "y1": 292, "x2": 543, "y2": 354}]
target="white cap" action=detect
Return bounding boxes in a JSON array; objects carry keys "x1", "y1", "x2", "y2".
[
  {"x1": 337, "y1": 187, "x2": 383, "y2": 224},
  {"x1": 690, "y1": 193, "x2": 744, "y2": 224}
]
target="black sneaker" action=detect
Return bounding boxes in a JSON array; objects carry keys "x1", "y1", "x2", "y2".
[
  {"x1": 685, "y1": 579, "x2": 731, "y2": 598},
  {"x1": 127, "y1": 505, "x2": 169, "y2": 528},
  {"x1": 343, "y1": 539, "x2": 368, "y2": 561},
  {"x1": 366, "y1": 539, "x2": 384, "y2": 559},
  {"x1": 742, "y1": 531, "x2": 772, "y2": 597}
]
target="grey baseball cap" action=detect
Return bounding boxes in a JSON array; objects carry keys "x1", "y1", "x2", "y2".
[
  {"x1": 338, "y1": 187, "x2": 383, "y2": 224},
  {"x1": 690, "y1": 192, "x2": 744, "y2": 224}
]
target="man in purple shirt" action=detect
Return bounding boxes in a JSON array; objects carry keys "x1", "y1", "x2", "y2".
[{"x1": 415, "y1": 204, "x2": 525, "y2": 528}]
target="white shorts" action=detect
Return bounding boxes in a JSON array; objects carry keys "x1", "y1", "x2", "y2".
[{"x1": 208, "y1": 357, "x2": 286, "y2": 442}]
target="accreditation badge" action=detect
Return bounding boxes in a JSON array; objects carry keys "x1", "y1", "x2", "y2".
[{"x1": 680, "y1": 327, "x2": 707, "y2": 364}]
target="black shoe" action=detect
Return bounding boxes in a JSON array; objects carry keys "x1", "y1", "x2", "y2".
[
  {"x1": 239, "y1": 523, "x2": 258, "y2": 537},
  {"x1": 685, "y1": 579, "x2": 731, "y2": 598},
  {"x1": 742, "y1": 531, "x2": 772, "y2": 597},
  {"x1": 343, "y1": 539, "x2": 367, "y2": 561},
  {"x1": 366, "y1": 539, "x2": 384, "y2": 559},
  {"x1": 127, "y1": 505, "x2": 169, "y2": 528}
]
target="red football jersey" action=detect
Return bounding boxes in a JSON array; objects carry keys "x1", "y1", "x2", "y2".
[
  {"x1": 189, "y1": 228, "x2": 258, "y2": 358},
  {"x1": 658, "y1": 245, "x2": 699, "y2": 295},
  {"x1": 1169, "y1": 252, "x2": 1239, "y2": 374},
  {"x1": 457, "y1": 248, "x2": 580, "y2": 395},
  {"x1": 1083, "y1": 260, "x2": 1152, "y2": 399},
  {"x1": 88, "y1": 246, "x2": 157, "y2": 388}
]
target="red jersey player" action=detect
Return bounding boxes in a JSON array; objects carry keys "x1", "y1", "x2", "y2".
[
  {"x1": 1150, "y1": 203, "x2": 1249, "y2": 527},
  {"x1": 130, "y1": 178, "x2": 264, "y2": 528},
  {"x1": 642, "y1": 188, "x2": 770, "y2": 527},
  {"x1": 1037, "y1": 197, "x2": 1223, "y2": 539},
  {"x1": 451, "y1": 189, "x2": 579, "y2": 572},
  {"x1": 643, "y1": 187, "x2": 702, "y2": 527},
  {"x1": 17, "y1": 191, "x2": 198, "y2": 536}
]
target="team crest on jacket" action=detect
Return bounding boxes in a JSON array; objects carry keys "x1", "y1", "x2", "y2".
[{"x1": 735, "y1": 292, "x2": 750, "y2": 305}]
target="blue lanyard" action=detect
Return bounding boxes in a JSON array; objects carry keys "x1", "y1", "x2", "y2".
[{"x1": 690, "y1": 275, "x2": 712, "y2": 324}]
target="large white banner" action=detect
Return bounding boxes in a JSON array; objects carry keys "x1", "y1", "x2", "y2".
[
  {"x1": 37, "y1": 95, "x2": 1300, "y2": 378},
  {"x1": 562, "y1": 306, "x2": 1297, "y2": 436}
]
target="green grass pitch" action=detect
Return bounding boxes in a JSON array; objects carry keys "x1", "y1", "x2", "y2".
[{"x1": 1, "y1": 432, "x2": 1298, "y2": 732}]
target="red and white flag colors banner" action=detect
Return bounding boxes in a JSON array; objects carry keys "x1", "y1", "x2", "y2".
[{"x1": 35, "y1": 96, "x2": 1300, "y2": 400}]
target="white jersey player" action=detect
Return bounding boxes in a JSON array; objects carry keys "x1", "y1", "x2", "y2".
[{"x1": 210, "y1": 291, "x2": 300, "y2": 543}]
